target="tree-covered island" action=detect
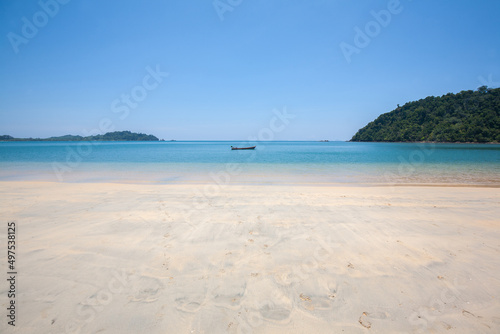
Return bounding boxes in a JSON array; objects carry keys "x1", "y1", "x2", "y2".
[
  {"x1": 351, "y1": 86, "x2": 500, "y2": 143},
  {"x1": 0, "y1": 131, "x2": 159, "y2": 142}
]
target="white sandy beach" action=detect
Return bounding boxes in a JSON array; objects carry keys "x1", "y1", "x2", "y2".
[{"x1": 0, "y1": 181, "x2": 499, "y2": 333}]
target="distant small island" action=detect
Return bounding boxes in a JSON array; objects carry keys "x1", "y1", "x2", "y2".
[
  {"x1": 0, "y1": 131, "x2": 159, "y2": 142},
  {"x1": 351, "y1": 86, "x2": 500, "y2": 143}
]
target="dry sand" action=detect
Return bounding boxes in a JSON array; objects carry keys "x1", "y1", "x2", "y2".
[{"x1": 0, "y1": 181, "x2": 499, "y2": 333}]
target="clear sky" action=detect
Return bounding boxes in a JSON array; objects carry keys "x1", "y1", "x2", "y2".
[{"x1": 1, "y1": 0, "x2": 499, "y2": 140}]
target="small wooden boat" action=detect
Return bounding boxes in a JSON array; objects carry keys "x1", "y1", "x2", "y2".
[{"x1": 231, "y1": 146, "x2": 256, "y2": 150}]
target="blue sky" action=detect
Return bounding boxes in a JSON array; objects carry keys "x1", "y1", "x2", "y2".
[{"x1": 1, "y1": 0, "x2": 499, "y2": 140}]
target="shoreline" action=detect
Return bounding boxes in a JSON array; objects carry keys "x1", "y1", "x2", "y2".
[{"x1": 1, "y1": 179, "x2": 500, "y2": 188}]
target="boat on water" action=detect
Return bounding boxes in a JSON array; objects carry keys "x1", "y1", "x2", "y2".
[{"x1": 231, "y1": 146, "x2": 256, "y2": 150}]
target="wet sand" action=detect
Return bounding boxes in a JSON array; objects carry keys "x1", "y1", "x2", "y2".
[{"x1": 0, "y1": 181, "x2": 499, "y2": 333}]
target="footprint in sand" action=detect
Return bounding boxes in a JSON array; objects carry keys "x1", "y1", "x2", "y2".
[
  {"x1": 295, "y1": 279, "x2": 340, "y2": 313},
  {"x1": 259, "y1": 303, "x2": 292, "y2": 323},
  {"x1": 129, "y1": 276, "x2": 163, "y2": 303},
  {"x1": 211, "y1": 282, "x2": 247, "y2": 310},
  {"x1": 174, "y1": 279, "x2": 210, "y2": 313},
  {"x1": 189, "y1": 306, "x2": 234, "y2": 333},
  {"x1": 175, "y1": 297, "x2": 203, "y2": 313},
  {"x1": 359, "y1": 312, "x2": 372, "y2": 329},
  {"x1": 358, "y1": 311, "x2": 390, "y2": 329},
  {"x1": 299, "y1": 293, "x2": 315, "y2": 311},
  {"x1": 298, "y1": 293, "x2": 336, "y2": 312}
]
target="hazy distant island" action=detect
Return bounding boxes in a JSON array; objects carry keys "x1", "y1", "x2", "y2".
[
  {"x1": 351, "y1": 86, "x2": 500, "y2": 143},
  {"x1": 0, "y1": 131, "x2": 159, "y2": 142}
]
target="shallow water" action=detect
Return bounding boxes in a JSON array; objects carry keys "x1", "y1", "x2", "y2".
[{"x1": 0, "y1": 141, "x2": 499, "y2": 185}]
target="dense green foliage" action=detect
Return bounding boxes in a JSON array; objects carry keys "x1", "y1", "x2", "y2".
[
  {"x1": 351, "y1": 86, "x2": 500, "y2": 143},
  {"x1": 0, "y1": 131, "x2": 159, "y2": 141}
]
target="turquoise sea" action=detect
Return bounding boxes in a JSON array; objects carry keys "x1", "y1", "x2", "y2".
[{"x1": 0, "y1": 141, "x2": 499, "y2": 185}]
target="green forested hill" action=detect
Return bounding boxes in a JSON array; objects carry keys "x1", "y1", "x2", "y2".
[
  {"x1": 351, "y1": 86, "x2": 500, "y2": 143},
  {"x1": 0, "y1": 131, "x2": 159, "y2": 142}
]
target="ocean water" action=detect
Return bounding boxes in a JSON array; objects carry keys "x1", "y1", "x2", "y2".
[{"x1": 0, "y1": 141, "x2": 499, "y2": 185}]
